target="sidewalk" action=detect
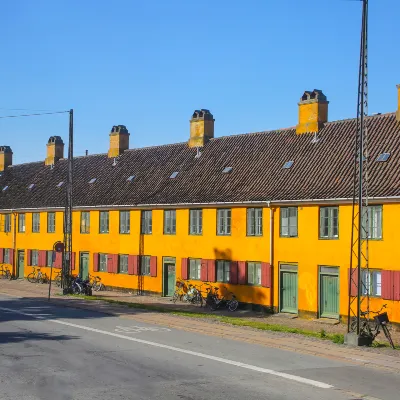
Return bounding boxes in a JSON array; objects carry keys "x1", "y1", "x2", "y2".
[{"x1": 1, "y1": 279, "x2": 399, "y2": 374}]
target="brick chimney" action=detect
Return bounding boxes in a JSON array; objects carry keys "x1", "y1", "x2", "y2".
[
  {"x1": 45, "y1": 136, "x2": 64, "y2": 166},
  {"x1": 108, "y1": 125, "x2": 130, "y2": 158},
  {"x1": 396, "y1": 84, "x2": 400, "y2": 122},
  {"x1": 188, "y1": 109, "x2": 214, "y2": 148},
  {"x1": 0, "y1": 146, "x2": 13, "y2": 172},
  {"x1": 296, "y1": 90, "x2": 328, "y2": 134}
]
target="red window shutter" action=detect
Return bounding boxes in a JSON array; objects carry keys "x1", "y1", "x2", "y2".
[
  {"x1": 71, "y1": 252, "x2": 76, "y2": 271},
  {"x1": 133, "y1": 255, "x2": 139, "y2": 275},
  {"x1": 0, "y1": 248, "x2": 4, "y2": 264},
  {"x1": 150, "y1": 256, "x2": 157, "y2": 277},
  {"x1": 128, "y1": 255, "x2": 135, "y2": 275},
  {"x1": 261, "y1": 262, "x2": 271, "y2": 288},
  {"x1": 93, "y1": 253, "x2": 99, "y2": 272},
  {"x1": 39, "y1": 250, "x2": 46, "y2": 267},
  {"x1": 200, "y1": 259, "x2": 208, "y2": 281},
  {"x1": 27, "y1": 249, "x2": 32, "y2": 266},
  {"x1": 181, "y1": 258, "x2": 188, "y2": 280},
  {"x1": 394, "y1": 271, "x2": 400, "y2": 301},
  {"x1": 55, "y1": 252, "x2": 62, "y2": 269},
  {"x1": 107, "y1": 254, "x2": 114, "y2": 273},
  {"x1": 230, "y1": 261, "x2": 238, "y2": 284},
  {"x1": 348, "y1": 268, "x2": 359, "y2": 297},
  {"x1": 9, "y1": 249, "x2": 14, "y2": 267},
  {"x1": 208, "y1": 259, "x2": 216, "y2": 283},
  {"x1": 381, "y1": 270, "x2": 394, "y2": 300},
  {"x1": 238, "y1": 261, "x2": 246, "y2": 285},
  {"x1": 113, "y1": 254, "x2": 119, "y2": 273}
]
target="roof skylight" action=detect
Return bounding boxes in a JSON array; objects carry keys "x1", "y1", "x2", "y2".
[
  {"x1": 89, "y1": 178, "x2": 97, "y2": 184},
  {"x1": 28, "y1": 184, "x2": 35, "y2": 189},
  {"x1": 376, "y1": 152, "x2": 390, "y2": 162},
  {"x1": 283, "y1": 161, "x2": 294, "y2": 169},
  {"x1": 2, "y1": 186, "x2": 9, "y2": 191},
  {"x1": 57, "y1": 181, "x2": 64, "y2": 187},
  {"x1": 127, "y1": 175, "x2": 135, "y2": 182},
  {"x1": 222, "y1": 167, "x2": 233, "y2": 173},
  {"x1": 170, "y1": 172, "x2": 179, "y2": 179}
]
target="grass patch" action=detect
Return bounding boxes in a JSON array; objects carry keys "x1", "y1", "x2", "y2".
[{"x1": 65, "y1": 294, "x2": 346, "y2": 345}]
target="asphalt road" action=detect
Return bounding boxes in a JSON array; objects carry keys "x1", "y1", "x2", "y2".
[{"x1": 0, "y1": 295, "x2": 399, "y2": 400}]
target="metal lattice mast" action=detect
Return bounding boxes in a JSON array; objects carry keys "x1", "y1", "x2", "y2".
[{"x1": 348, "y1": 0, "x2": 369, "y2": 334}]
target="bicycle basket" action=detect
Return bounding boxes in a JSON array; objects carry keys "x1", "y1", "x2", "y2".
[{"x1": 374, "y1": 312, "x2": 389, "y2": 325}]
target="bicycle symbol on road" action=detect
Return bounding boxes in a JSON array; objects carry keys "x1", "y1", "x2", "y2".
[{"x1": 114, "y1": 325, "x2": 171, "y2": 334}]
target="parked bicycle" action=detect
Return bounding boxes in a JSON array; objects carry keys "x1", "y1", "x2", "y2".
[
  {"x1": 89, "y1": 274, "x2": 104, "y2": 292},
  {"x1": 27, "y1": 267, "x2": 48, "y2": 284},
  {"x1": 172, "y1": 278, "x2": 186, "y2": 303},
  {"x1": 350, "y1": 304, "x2": 395, "y2": 349},
  {"x1": 0, "y1": 264, "x2": 13, "y2": 280},
  {"x1": 72, "y1": 276, "x2": 92, "y2": 296},
  {"x1": 54, "y1": 270, "x2": 62, "y2": 287},
  {"x1": 207, "y1": 286, "x2": 239, "y2": 312}
]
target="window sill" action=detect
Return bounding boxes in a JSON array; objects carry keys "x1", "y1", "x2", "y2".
[
  {"x1": 163, "y1": 233, "x2": 176, "y2": 235},
  {"x1": 80, "y1": 232, "x2": 90, "y2": 234},
  {"x1": 99, "y1": 232, "x2": 109, "y2": 234},
  {"x1": 119, "y1": 232, "x2": 131, "y2": 235},
  {"x1": 189, "y1": 233, "x2": 203, "y2": 236},
  {"x1": 246, "y1": 234, "x2": 263, "y2": 237},
  {"x1": 279, "y1": 235, "x2": 298, "y2": 238},
  {"x1": 216, "y1": 234, "x2": 231, "y2": 236},
  {"x1": 319, "y1": 237, "x2": 339, "y2": 240},
  {"x1": 141, "y1": 232, "x2": 152, "y2": 235}
]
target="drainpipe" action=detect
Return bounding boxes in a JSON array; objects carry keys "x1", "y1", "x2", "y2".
[
  {"x1": 268, "y1": 203, "x2": 275, "y2": 313},
  {"x1": 12, "y1": 211, "x2": 17, "y2": 278}
]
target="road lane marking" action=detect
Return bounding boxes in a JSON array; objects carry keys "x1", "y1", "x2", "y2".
[
  {"x1": 0, "y1": 306, "x2": 333, "y2": 389},
  {"x1": 115, "y1": 325, "x2": 171, "y2": 333}
]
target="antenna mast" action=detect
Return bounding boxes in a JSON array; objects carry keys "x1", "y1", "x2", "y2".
[{"x1": 347, "y1": 0, "x2": 370, "y2": 341}]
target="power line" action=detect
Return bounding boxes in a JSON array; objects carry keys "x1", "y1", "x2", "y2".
[{"x1": 0, "y1": 110, "x2": 70, "y2": 119}]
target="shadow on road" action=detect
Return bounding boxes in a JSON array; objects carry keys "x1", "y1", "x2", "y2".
[{"x1": 0, "y1": 331, "x2": 78, "y2": 345}]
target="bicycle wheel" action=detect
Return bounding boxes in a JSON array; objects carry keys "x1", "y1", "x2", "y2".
[
  {"x1": 27, "y1": 273, "x2": 36, "y2": 283},
  {"x1": 0, "y1": 270, "x2": 6, "y2": 279},
  {"x1": 54, "y1": 276, "x2": 62, "y2": 287},
  {"x1": 172, "y1": 291, "x2": 179, "y2": 303},
  {"x1": 382, "y1": 325, "x2": 395, "y2": 349},
  {"x1": 228, "y1": 299, "x2": 239, "y2": 312},
  {"x1": 6, "y1": 271, "x2": 13, "y2": 280}
]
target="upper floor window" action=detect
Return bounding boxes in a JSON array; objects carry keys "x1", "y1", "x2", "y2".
[
  {"x1": 99, "y1": 253, "x2": 107, "y2": 271},
  {"x1": 361, "y1": 269, "x2": 381, "y2": 297},
  {"x1": 189, "y1": 209, "x2": 202, "y2": 235},
  {"x1": 362, "y1": 205, "x2": 382, "y2": 239},
  {"x1": 247, "y1": 208, "x2": 262, "y2": 236},
  {"x1": 164, "y1": 210, "x2": 176, "y2": 235},
  {"x1": 119, "y1": 211, "x2": 130, "y2": 234},
  {"x1": 31, "y1": 250, "x2": 39, "y2": 266},
  {"x1": 18, "y1": 214, "x2": 25, "y2": 233},
  {"x1": 32, "y1": 213, "x2": 40, "y2": 233},
  {"x1": 319, "y1": 207, "x2": 338, "y2": 239},
  {"x1": 280, "y1": 207, "x2": 297, "y2": 237},
  {"x1": 247, "y1": 262, "x2": 261, "y2": 285},
  {"x1": 217, "y1": 209, "x2": 231, "y2": 236},
  {"x1": 141, "y1": 210, "x2": 152, "y2": 234},
  {"x1": 80, "y1": 211, "x2": 90, "y2": 234},
  {"x1": 140, "y1": 255, "x2": 151, "y2": 276},
  {"x1": 216, "y1": 260, "x2": 230, "y2": 282},
  {"x1": 4, "y1": 214, "x2": 11, "y2": 233},
  {"x1": 99, "y1": 211, "x2": 109, "y2": 234},
  {"x1": 189, "y1": 258, "x2": 201, "y2": 280},
  {"x1": 119, "y1": 254, "x2": 128, "y2": 274},
  {"x1": 47, "y1": 212, "x2": 56, "y2": 233}
]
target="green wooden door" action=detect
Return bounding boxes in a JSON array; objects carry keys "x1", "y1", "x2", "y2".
[
  {"x1": 17, "y1": 250, "x2": 24, "y2": 278},
  {"x1": 280, "y1": 268, "x2": 298, "y2": 313},
  {"x1": 80, "y1": 252, "x2": 89, "y2": 280},
  {"x1": 163, "y1": 258, "x2": 176, "y2": 297},
  {"x1": 320, "y1": 268, "x2": 339, "y2": 318}
]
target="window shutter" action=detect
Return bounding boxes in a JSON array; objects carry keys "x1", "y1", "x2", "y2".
[
  {"x1": 0, "y1": 248, "x2": 3, "y2": 264},
  {"x1": 200, "y1": 259, "x2": 208, "y2": 281},
  {"x1": 93, "y1": 253, "x2": 99, "y2": 272},
  {"x1": 27, "y1": 249, "x2": 32, "y2": 265},
  {"x1": 9, "y1": 249, "x2": 14, "y2": 267},
  {"x1": 55, "y1": 252, "x2": 62, "y2": 269},
  {"x1": 181, "y1": 258, "x2": 188, "y2": 280},
  {"x1": 71, "y1": 252, "x2": 76, "y2": 271},
  {"x1": 238, "y1": 261, "x2": 246, "y2": 284},
  {"x1": 348, "y1": 268, "x2": 359, "y2": 297},
  {"x1": 111, "y1": 254, "x2": 118, "y2": 273},
  {"x1": 207, "y1": 259, "x2": 216, "y2": 282},
  {"x1": 38, "y1": 250, "x2": 46, "y2": 267},
  {"x1": 230, "y1": 261, "x2": 238, "y2": 284},
  {"x1": 127, "y1": 255, "x2": 137, "y2": 275},
  {"x1": 381, "y1": 270, "x2": 394, "y2": 300},
  {"x1": 107, "y1": 254, "x2": 114, "y2": 273},
  {"x1": 394, "y1": 271, "x2": 400, "y2": 301},
  {"x1": 261, "y1": 262, "x2": 271, "y2": 288},
  {"x1": 150, "y1": 256, "x2": 157, "y2": 277}
]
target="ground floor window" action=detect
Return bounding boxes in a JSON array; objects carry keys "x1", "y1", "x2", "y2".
[
  {"x1": 247, "y1": 262, "x2": 261, "y2": 285},
  {"x1": 119, "y1": 255, "x2": 128, "y2": 274},
  {"x1": 361, "y1": 269, "x2": 381, "y2": 297},
  {"x1": 99, "y1": 254, "x2": 107, "y2": 272},
  {"x1": 141, "y1": 256, "x2": 151, "y2": 276},
  {"x1": 216, "y1": 260, "x2": 230, "y2": 283},
  {"x1": 189, "y1": 259, "x2": 201, "y2": 280}
]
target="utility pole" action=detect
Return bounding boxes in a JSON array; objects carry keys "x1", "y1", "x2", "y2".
[
  {"x1": 62, "y1": 109, "x2": 74, "y2": 293},
  {"x1": 346, "y1": 0, "x2": 370, "y2": 346}
]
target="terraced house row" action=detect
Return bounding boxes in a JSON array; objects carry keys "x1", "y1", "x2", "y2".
[{"x1": 1, "y1": 84, "x2": 400, "y2": 323}]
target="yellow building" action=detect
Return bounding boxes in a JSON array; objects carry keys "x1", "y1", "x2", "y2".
[{"x1": 1, "y1": 86, "x2": 400, "y2": 324}]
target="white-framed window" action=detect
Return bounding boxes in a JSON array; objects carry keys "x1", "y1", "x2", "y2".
[
  {"x1": 362, "y1": 205, "x2": 382, "y2": 239},
  {"x1": 140, "y1": 256, "x2": 151, "y2": 276},
  {"x1": 32, "y1": 213, "x2": 40, "y2": 233},
  {"x1": 247, "y1": 262, "x2": 261, "y2": 285},
  {"x1": 319, "y1": 207, "x2": 339, "y2": 239},
  {"x1": 46, "y1": 251, "x2": 53, "y2": 267},
  {"x1": 119, "y1": 254, "x2": 128, "y2": 274},
  {"x1": 4, "y1": 249, "x2": 11, "y2": 264},
  {"x1": 80, "y1": 212, "x2": 90, "y2": 234},
  {"x1": 216, "y1": 260, "x2": 230, "y2": 283},
  {"x1": 361, "y1": 269, "x2": 382, "y2": 297},
  {"x1": 31, "y1": 250, "x2": 39, "y2": 266},
  {"x1": 280, "y1": 207, "x2": 298, "y2": 237},
  {"x1": 217, "y1": 209, "x2": 231, "y2": 235},
  {"x1": 189, "y1": 258, "x2": 201, "y2": 280},
  {"x1": 164, "y1": 210, "x2": 176, "y2": 235},
  {"x1": 141, "y1": 210, "x2": 152, "y2": 234},
  {"x1": 99, "y1": 254, "x2": 107, "y2": 272},
  {"x1": 47, "y1": 212, "x2": 56, "y2": 233},
  {"x1": 119, "y1": 211, "x2": 130, "y2": 234},
  {"x1": 189, "y1": 209, "x2": 203, "y2": 235},
  {"x1": 4, "y1": 214, "x2": 11, "y2": 233},
  {"x1": 18, "y1": 214, "x2": 26, "y2": 233},
  {"x1": 99, "y1": 211, "x2": 109, "y2": 234},
  {"x1": 247, "y1": 208, "x2": 262, "y2": 236}
]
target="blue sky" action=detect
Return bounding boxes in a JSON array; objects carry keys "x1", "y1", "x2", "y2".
[{"x1": 1, "y1": 0, "x2": 399, "y2": 164}]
